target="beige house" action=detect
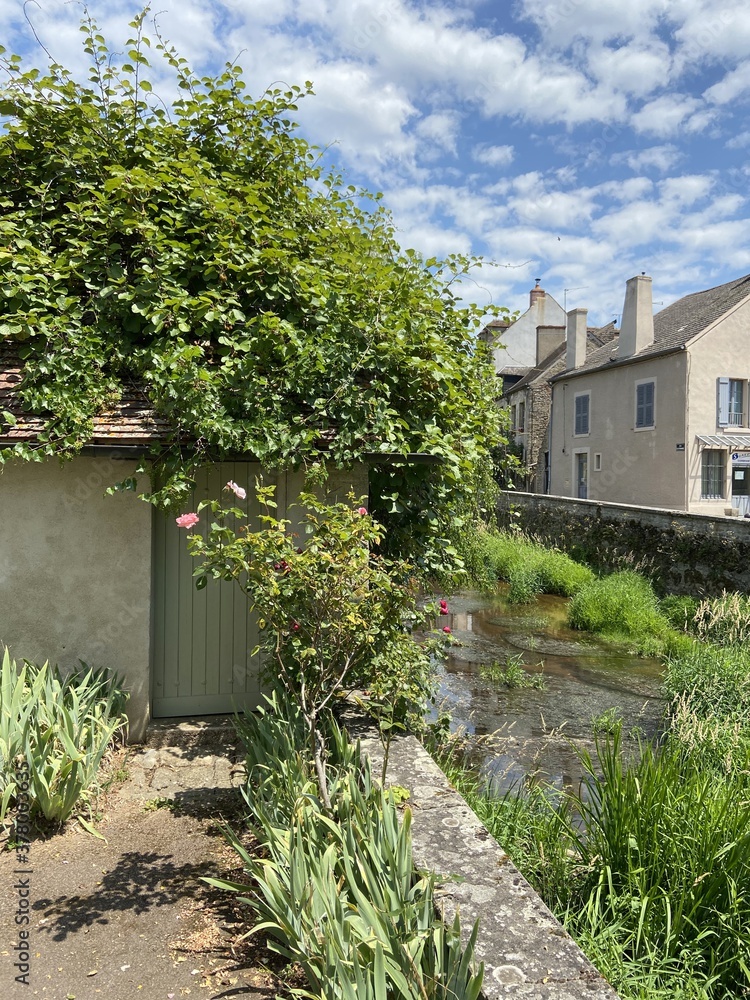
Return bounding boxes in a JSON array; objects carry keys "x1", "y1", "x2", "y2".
[
  {"x1": 0, "y1": 346, "x2": 367, "y2": 741},
  {"x1": 548, "y1": 273, "x2": 750, "y2": 516}
]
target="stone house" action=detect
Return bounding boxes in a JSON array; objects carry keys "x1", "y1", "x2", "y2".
[
  {"x1": 505, "y1": 322, "x2": 617, "y2": 492},
  {"x1": 548, "y1": 273, "x2": 750, "y2": 516}
]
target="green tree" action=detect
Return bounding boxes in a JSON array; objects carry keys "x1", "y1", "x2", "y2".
[{"x1": 0, "y1": 9, "x2": 505, "y2": 570}]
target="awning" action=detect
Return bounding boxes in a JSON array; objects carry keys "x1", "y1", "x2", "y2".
[{"x1": 696, "y1": 433, "x2": 750, "y2": 450}]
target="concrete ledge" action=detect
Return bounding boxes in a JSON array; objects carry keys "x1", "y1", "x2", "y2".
[{"x1": 345, "y1": 718, "x2": 620, "y2": 999}]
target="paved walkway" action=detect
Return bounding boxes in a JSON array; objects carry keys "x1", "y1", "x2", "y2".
[{"x1": 1, "y1": 719, "x2": 273, "y2": 1000}]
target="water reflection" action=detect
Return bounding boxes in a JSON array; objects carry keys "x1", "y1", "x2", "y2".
[{"x1": 435, "y1": 589, "x2": 665, "y2": 793}]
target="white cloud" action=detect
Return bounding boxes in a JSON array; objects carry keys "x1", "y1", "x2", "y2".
[
  {"x1": 415, "y1": 112, "x2": 462, "y2": 157},
  {"x1": 704, "y1": 60, "x2": 750, "y2": 104},
  {"x1": 631, "y1": 94, "x2": 702, "y2": 136},
  {"x1": 611, "y1": 145, "x2": 682, "y2": 172},
  {"x1": 472, "y1": 144, "x2": 515, "y2": 167},
  {"x1": 587, "y1": 41, "x2": 672, "y2": 98},
  {"x1": 726, "y1": 131, "x2": 750, "y2": 148}
]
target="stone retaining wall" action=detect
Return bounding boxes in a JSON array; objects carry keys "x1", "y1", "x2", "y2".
[
  {"x1": 343, "y1": 713, "x2": 620, "y2": 1000},
  {"x1": 498, "y1": 491, "x2": 750, "y2": 595}
]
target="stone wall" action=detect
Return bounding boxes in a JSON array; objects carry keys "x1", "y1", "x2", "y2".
[
  {"x1": 498, "y1": 491, "x2": 750, "y2": 595},
  {"x1": 342, "y1": 711, "x2": 620, "y2": 1000}
]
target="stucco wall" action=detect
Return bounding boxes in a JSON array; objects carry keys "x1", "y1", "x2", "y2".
[
  {"x1": 549, "y1": 352, "x2": 688, "y2": 508},
  {"x1": 493, "y1": 294, "x2": 566, "y2": 371},
  {"x1": 686, "y1": 297, "x2": 750, "y2": 515},
  {"x1": 0, "y1": 455, "x2": 153, "y2": 740}
]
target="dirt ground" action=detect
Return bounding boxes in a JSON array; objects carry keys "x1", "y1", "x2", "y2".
[{"x1": 0, "y1": 743, "x2": 286, "y2": 1000}]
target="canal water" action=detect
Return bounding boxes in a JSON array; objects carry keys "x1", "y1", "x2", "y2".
[{"x1": 435, "y1": 589, "x2": 665, "y2": 793}]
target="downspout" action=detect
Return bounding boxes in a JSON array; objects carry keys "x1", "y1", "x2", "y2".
[
  {"x1": 684, "y1": 347, "x2": 690, "y2": 512},
  {"x1": 547, "y1": 390, "x2": 554, "y2": 494}
]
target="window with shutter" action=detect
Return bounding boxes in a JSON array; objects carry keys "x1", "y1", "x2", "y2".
[
  {"x1": 574, "y1": 393, "x2": 590, "y2": 435},
  {"x1": 635, "y1": 380, "x2": 655, "y2": 428}
]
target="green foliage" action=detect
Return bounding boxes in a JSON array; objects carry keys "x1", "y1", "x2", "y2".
[
  {"x1": 479, "y1": 531, "x2": 594, "y2": 602},
  {"x1": 189, "y1": 487, "x2": 443, "y2": 805},
  {"x1": 0, "y1": 12, "x2": 506, "y2": 572},
  {"x1": 660, "y1": 594, "x2": 701, "y2": 632},
  {"x1": 479, "y1": 653, "x2": 545, "y2": 689},
  {"x1": 568, "y1": 571, "x2": 670, "y2": 648},
  {"x1": 0, "y1": 649, "x2": 128, "y2": 823},
  {"x1": 207, "y1": 697, "x2": 484, "y2": 1000}
]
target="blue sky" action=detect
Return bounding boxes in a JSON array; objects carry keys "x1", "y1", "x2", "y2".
[{"x1": 3, "y1": 0, "x2": 750, "y2": 324}]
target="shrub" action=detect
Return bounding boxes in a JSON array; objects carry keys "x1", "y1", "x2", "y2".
[
  {"x1": 568, "y1": 571, "x2": 669, "y2": 646},
  {"x1": 0, "y1": 650, "x2": 128, "y2": 823},
  {"x1": 190, "y1": 487, "x2": 443, "y2": 808}
]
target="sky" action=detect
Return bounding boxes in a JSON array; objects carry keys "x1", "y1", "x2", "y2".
[{"x1": 2, "y1": 0, "x2": 750, "y2": 325}]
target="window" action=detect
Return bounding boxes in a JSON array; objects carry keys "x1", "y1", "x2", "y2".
[
  {"x1": 574, "y1": 393, "x2": 590, "y2": 435},
  {"x1": 718, "y1": 378, "x2": 746, "y2": 427},
  {"x1": 701, "y1": 449, "x2": 726, "y2": 499},
  {"x1": 510, "y1": 405, "x2": 516, "y2": 432},
  {"x1": 594, "y1": 453, "x2": 602, "y2": 472},
  {"x1": 635, "y1": 380, "x2": 655, "y2": 429},
  {"x1": 518, "y1": 401, "x2": 526, "y2": 432},
  {"x1": 730, "y1": 380, "x2": 744, "y2": 426}
]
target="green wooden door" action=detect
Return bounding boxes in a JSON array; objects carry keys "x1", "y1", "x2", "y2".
[{"x1": 151, "y1": 463, "x2": 305, "y2": 718}]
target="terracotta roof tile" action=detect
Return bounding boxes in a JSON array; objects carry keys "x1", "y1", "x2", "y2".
[{"x1": 0, "y1": 344, "x2": 171, "y2": 446}]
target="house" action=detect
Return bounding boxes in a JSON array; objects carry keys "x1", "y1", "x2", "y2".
[
  {"x1": 548, "y1": 273, "x2": 750, "y2": 516},
  {"x1": 480, "y1": 279, "x2": 567, "y2": 391},
  {"x1": 504, "y1": 322, "x2": 617, "y2": 492},
  {"x1": 0, "y1": 345, "x2": 367, "y2": 741}
]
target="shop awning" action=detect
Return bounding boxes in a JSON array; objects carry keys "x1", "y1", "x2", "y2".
[{"x1": 697, "y1": 433, "x2": 750, "y2": 450}]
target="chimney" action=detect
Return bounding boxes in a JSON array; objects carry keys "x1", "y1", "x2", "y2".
[
  {"x1": 619, "y1": 274, "x2": 654, "y2": 359},
  {"x1": 529, "y1": 278, "x2": 545, "y2": 309},
  {"x1": 565, "y1": 307, "x2": 588, "y2": 370}
]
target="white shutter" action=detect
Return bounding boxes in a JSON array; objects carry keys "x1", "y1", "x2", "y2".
[{"x1": 718, "y1": 377, "x2": 730, "y2": 427}]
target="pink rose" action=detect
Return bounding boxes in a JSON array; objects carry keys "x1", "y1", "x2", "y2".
[
  {"x1": 442, "y1": 626, "x2": 452, "y2": 634},
  {"x1": 225, "y1": 480, "x2": 247, "y2": 500},
  {"x1": 175, "y1": 512, "x2": 199, "y2": 529},
  {"x1": 357, "y1": 507, "x2": 368, "y2": 516}
]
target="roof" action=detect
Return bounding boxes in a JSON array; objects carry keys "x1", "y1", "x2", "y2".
[
  {"x1": 506, "y1": 323, "x2": 617, "y2": 395},
  {"x1": 551, "y1": 273, "x2": 750, "y2": 382},
  {"x1": 0, "y1": 345, "x2": 171, "y2": 446}
]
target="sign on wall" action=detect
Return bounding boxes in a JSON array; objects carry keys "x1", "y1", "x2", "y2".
[{"x1": 732, "y1": 452, "x2": 750, "y2": 467}]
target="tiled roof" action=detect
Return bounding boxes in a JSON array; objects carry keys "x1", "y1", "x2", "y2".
[
  {"x1": 506, "y1": 323, "x2": 617, "y2": 395},
  {"x1": 0, "y1": 345, "x2": 170, "y2": 445},
  {"x1": 551, "y1": 274, "x2": 750, "y2": 381}
]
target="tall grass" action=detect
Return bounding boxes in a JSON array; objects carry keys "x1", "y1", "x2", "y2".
[
  {"x1": 478, "y1": 531, "x2": 594, "y2": 603},
  {"x1": 429, "y1": 725, "x2": 750, "y2": 1000},
  {"x1": 567, "y1": 571, "x2": 670, "y2": 652}
]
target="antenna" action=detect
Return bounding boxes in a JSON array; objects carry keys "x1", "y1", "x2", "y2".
[{"x1": 563, "y1": 286, "x2": 588, "y2": 311}]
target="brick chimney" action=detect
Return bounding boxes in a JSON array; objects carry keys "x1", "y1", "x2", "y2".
[
  {"x1": 619, "y1": 274, "x2": 654, "y2": 359},
  {"x1": 565, "y1": 308, "x2": 588, "y2": 370},
  {"x1": 529, "y1": 279, "x2": 545, "y2": 309}
]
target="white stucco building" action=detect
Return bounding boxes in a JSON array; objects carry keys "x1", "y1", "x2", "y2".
[{"x1": 548, "y1": 273, "x2": 750, "y2": 517}]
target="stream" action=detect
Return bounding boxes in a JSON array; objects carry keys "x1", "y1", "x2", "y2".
[{"x1": 435, "y1": 589, "x2": 666, "y2": 793}]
